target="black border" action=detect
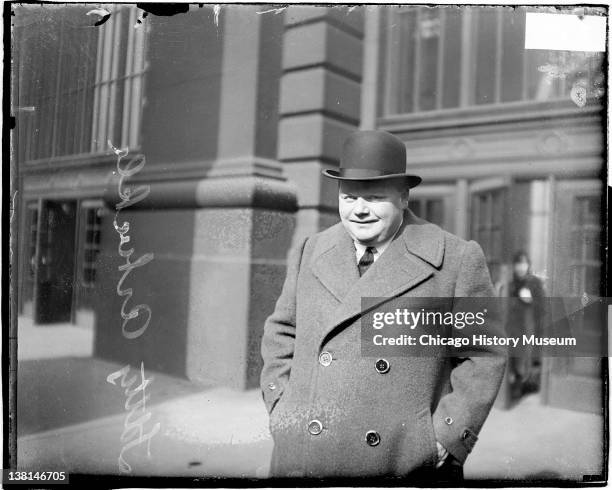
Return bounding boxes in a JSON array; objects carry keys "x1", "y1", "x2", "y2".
[{"x1": 3, "y1": 2, "x2": 610, "y2": 488}]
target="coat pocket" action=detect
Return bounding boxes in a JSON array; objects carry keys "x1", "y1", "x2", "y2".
[
  {"x1": 268, "y1": 384, "x2": 293, "y2": 437},
  {"x1": 268, "y1": 394, "x2": 284, "y2": 434},
  {"x1": 396, "y1": 406, "x2": 439, "y2": 475}
]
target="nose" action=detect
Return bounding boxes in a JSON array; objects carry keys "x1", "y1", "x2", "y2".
[{"x1": 353, "y1": 197, "x2": 369, "y2": 215}]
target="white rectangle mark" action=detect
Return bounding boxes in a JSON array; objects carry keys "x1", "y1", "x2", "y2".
[{"x1": 525, "y1": 12, "x2": 606, "y2": 52}]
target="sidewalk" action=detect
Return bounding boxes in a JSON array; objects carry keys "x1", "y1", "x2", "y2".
[
  {"x1": 16, "y1": 318, "x2": 604, "y2": 481},
  {"x1": 18, "y1": 382, "x2": 273, "y2": 477},
  {"x1": 17, "y1": 317, "x2": 273, "y2": 477}
]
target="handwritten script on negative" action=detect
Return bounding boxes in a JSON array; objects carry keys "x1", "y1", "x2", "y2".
[{"x1": 107, "y1": 141, "x2": 159, "y2": 474}]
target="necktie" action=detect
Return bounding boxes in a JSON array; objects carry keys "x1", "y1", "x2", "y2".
[{"x1": 358, "y1": 247, "x2": 376, "y2": 276}]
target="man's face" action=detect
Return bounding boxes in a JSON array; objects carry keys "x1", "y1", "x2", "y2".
[{"x1": 338, "y1": 180, "x2": 408, "y2": 246}]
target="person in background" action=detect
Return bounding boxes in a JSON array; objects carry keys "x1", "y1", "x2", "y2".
[{"x1": 507, "y1": 250, "x2": 546, "y2": 400}]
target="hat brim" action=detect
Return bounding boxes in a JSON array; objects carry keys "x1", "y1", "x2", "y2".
[{"x1": 322, "y1": 169, "x2": 422, "y2": 189}]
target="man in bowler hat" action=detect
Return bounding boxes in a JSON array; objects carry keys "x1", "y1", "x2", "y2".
[{"x1": 260, "y1": 130, "x2": 506, "y2": 480}]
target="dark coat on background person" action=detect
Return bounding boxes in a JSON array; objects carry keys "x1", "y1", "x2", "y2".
[
  {"x1": 507, "y1": 273, "x2": 546, "y2": 337},
  {"x1": 260, "y1": 210, "x2": 506, "y2": 479},
  {"x1": 507, "y1": 273, "x2": 546, "y2": 392}
]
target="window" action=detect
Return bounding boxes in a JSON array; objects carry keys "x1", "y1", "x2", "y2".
[
  {"x1": 13, "y1": 4, "x2": 147, "y2": 162},
  {"x1": 409, "y1": 198, "x2": 445, "y2": 227},
  {"x1": 27, "y1": 203, "x2": 39, "y2": 280},
  {"x1": 19, "y1": 201, "x2": 40, "y2": 314},
  {"x1": 385, "y1": 6, "x2": 605, "y2": 115},
  {"x1": 569, "y1": 196, "x2": 601, "y2": 295},
  {"x1": 82, "y1": 207, "x2": 103, "y2": 287},
  {"x1": 471, "y1": 188, "x2": 506, "y2": 280},
  {"x1": 91, "y1": 5, "x2": 147, "y2": 152},
  {"x1": 14, "y1": 6, "x2": 98, "y2": 161},
  {"x1": 389, "y1": 7, "x2": 458, "y2": 113}
]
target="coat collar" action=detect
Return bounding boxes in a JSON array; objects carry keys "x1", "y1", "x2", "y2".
[
  {"x1": 400, "y1": 209, "x2": 445, "y2": 268},
  {"x1": 310, "y1": 210, "x2": 446, "y2": 344}
]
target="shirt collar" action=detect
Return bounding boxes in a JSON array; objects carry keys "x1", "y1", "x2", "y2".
[{"x1": 353, "y1": 217, "x2": 404, "y2": 262}]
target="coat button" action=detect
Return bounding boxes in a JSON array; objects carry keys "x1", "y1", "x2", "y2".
[
  {"x1": 461, "y1": 430, "x2": 470, "y2": 440},
  {"x1": 319, "y1": 351, "x2": 333, "y2": 367},
  {"x1": 375, "y1": 358, "x2": 390, "y2": 374},
  {"x1": 267, "y1": 382, "x2": 276, "y2": 390},
  {"x1": 308, "y1": 419, "x2": 323, "y2": 435},
  {"x1": 444, "y1": 417, "x2": 453, "y2": 425},
  {"x1": 365, "y1": 430, "x2": 381, "y2": 447}
]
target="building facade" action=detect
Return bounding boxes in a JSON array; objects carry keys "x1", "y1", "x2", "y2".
[{"x1": 14, "y1": 5, "x2": 605, "y2": 411}]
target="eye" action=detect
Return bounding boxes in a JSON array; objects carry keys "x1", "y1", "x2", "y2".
[
  {"x1": 341, "y1": 194, "x2": 356, "y2": 202},
  {"x1": 368, "y1": 195, "x2": 388, "y2": 202}
]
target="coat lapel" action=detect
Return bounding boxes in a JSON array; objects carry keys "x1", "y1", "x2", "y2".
[
  {"x1": 311, "y1": 211, "x2": 446, "y2": 345},
  {"x1": 310, "y1": 224, "x2": 360, "y2": 302}
]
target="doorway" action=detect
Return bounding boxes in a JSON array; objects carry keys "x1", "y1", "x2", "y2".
[
  {"x1": 541, "y1": 179, "x2": 603, "y2": 414},
  {"x1": 33, "y1": 199, "x2": 77, "y2": 324}
]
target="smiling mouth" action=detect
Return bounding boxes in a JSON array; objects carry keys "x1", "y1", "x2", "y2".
[{"x1": 351, "y1": 220, "x2": 378, "y2": 224}]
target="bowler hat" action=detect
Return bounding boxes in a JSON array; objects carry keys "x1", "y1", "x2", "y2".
[{"x1": 322, "y1": 130, "x2": 422, "y2": 188}]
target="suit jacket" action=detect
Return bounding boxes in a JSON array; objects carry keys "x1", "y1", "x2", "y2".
[{"x1": 260, "y1": 210, "x2": 506, "y2": 479}]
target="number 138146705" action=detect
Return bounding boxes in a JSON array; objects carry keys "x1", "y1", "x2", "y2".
[{"x1": 2, "y1": 470, "x2": 68, "y2": 484}]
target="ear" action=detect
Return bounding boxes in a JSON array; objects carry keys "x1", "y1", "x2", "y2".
[{"x1": 401, "y1": 189, "x2": 410, "y2": 209}]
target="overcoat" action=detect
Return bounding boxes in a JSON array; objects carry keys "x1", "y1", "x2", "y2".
[{"x1": 260, "y1": 210, "x2": 506, "y2": 478}]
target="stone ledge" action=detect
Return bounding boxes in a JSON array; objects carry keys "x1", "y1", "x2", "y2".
[
  {"x1": 103, "y1": 175, "x2": 298, "y2": 212},
  {"x1": 379, "y1": 100, "x2": 603, "y2": 135},
  {"x1": 284, "y1": 5, "x2": 364, "y2": 38}
]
